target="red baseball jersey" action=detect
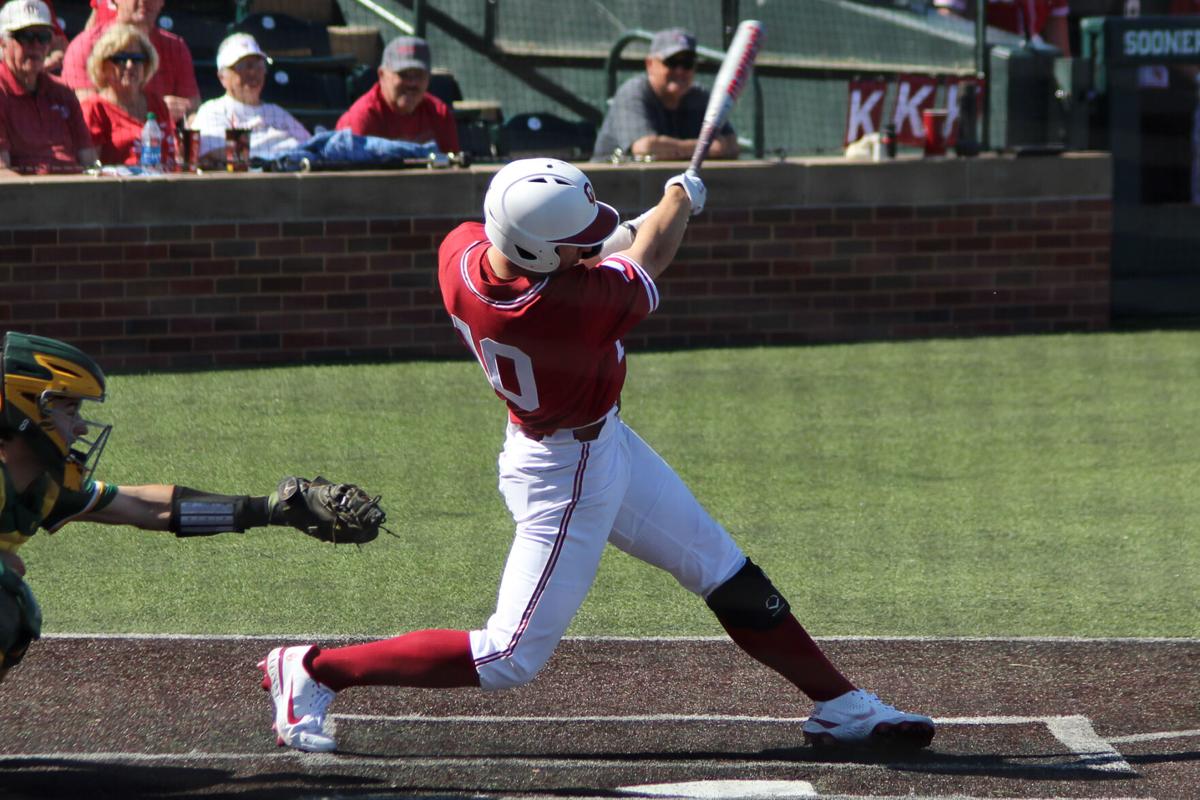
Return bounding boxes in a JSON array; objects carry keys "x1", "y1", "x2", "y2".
[
  {"x1": 438, "y1": 222, "x2": 659, "y2": 432},
  {"x1": 336, "y1": 83, "x2": 460, "y2": 153}
]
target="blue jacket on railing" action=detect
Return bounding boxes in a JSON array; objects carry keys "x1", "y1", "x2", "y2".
[{"x1": 270, "y1": 129, "x2": 443, "y2": 171}]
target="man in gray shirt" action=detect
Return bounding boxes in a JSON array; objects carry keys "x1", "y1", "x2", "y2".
[{"x1": 592, "y1": 27, "x2": 738, "y2": 163}]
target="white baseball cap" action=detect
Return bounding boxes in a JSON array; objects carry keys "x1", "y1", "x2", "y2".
[
  {"x1": 0, "y1": 0, "x2": 54, "y2": 33},
  {"x1": 216, "y1": 32, "x2": 273, "y2": 69}
]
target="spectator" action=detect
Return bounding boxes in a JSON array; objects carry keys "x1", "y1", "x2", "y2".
[
  {"x1": 60, "y1": 0, "x2": 198, "y2": 123},
  {"x1": 29, "y1": 0, "x2": 64, "y2": 73},
  {"x1": 79, "y1": 23, "x2": 173, "y2": 166},
  {"x1": 336, "y1": 35, "x2": 459, "y2": 154},
  {"x1": 190, "y1": 33, "x2": 310, "y2": 167},
  {"x1": 592, "y1": 27, "x2": 738, "y2": 163},
  {"x1": 0, "y1": 0, "x2": 96, "y2": 175},
  {"x1": 934, "y1": 0, "x2": 1072, "y2": 56}
]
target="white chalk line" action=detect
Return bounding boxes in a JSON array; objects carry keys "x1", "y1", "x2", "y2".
[
  {"x1": 0, "y1": 749, "x2": 1129, "y2": 776},
  {"x1": 40, "y1": 632, "x2": 1200, "y2": 643},
  {"x1": 1108, "y1": 728, "x2": 1200, "y2": 744}
]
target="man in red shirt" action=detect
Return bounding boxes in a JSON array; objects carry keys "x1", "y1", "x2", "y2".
[
  {"x1": 60, "y1": 0, "x2": 198, "y2": 122},
  {"x1": 336, "y1": 35, "x2": 459, "y2": 153},
  {"x1": 0, "y1": 0, "x2": 96, "y2": 174},
  {"x1": 256, "y1": 160, "x2": 936, "y2": 755}
]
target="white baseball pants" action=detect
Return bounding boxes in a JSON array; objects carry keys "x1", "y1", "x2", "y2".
[{"x1": 469, "y1": 406, "x2": 746, "y2": 690}]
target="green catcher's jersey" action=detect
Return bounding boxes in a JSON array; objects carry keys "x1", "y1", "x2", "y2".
[{"x1": 0, "y1": 461, "x2": 119, "y2": 554}]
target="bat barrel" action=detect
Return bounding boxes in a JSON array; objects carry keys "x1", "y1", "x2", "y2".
[{"x1": 688, "y1": 20, "x2": 764, "y2": 175}]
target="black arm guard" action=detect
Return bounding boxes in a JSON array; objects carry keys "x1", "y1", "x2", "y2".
[{"x1": 169, "y1": 487, "x2": 272, "y2": 537}]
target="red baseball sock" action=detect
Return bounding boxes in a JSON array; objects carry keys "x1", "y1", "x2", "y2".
[
  {"x1": 719, "y1": 613, "x2": 856, "y2": 702},
  {"x1": 306, "y1": 629, "x2": 480, "y2": 691}
]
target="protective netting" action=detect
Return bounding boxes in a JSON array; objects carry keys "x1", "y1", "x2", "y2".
[{"x1": 335, "y1": 0, "x2": 998, "y2": 157}]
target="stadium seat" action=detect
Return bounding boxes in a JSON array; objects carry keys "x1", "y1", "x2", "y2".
[
  {"x1": 157, "y1": 9, "x2": 230, "y2": 63},
  {"x1": 501, "y1": 112, "x2": 596, "y2": 160},
  {"x1": 247, "y1": 0, "x2": 336, "y2": 24},
  {"x1": 229, "y1": 11, "x2": 332, "y2": 58},
  {"x1": 261, "y1": 64, "x2": 348, "y2": 110},
  {"x1": 194, "y1": 63, "x2": 222, "y2": 103},
  {"x1": 428, "y1": 70, "x2": 463, "y2": 105},
  {"x1": 50, "y1": 0, "x2": 89, "y2": 37}
]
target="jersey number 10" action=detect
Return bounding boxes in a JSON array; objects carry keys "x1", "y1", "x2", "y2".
[{"x1": 451, "y1": 314, "x2": 540, "y2": 412}]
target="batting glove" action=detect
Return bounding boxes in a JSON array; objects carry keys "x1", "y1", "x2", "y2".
[{"x1": 665, "y1": 171, "x2": 706, "y2": 216}]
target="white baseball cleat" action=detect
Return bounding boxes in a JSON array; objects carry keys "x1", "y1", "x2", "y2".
[
  {"x1": 259, "y1": 645, "x2": 337, "y2": 753},
  {"x1": 802, "y1": 689, "x2": 935, "y2": 748}
]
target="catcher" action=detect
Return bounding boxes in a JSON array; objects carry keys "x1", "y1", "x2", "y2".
[{"x1": 0, "y1": 331, "x2": 386, "y2": 683}]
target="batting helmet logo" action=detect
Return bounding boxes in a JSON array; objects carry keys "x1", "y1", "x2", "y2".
[{"x1": 583, "y1": 182, "x2": 596, "y2": 205}]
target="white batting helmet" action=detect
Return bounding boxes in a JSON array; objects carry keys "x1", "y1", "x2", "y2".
[{"x1": 484, "y1": 158, "x2": 619, "y2": 274}]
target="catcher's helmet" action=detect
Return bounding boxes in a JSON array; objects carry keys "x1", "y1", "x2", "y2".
[
  {"x1": 484, "y1": 158, "x2": 619, "y2": 274},
  {"x1": 0, "y1": 332, "x2": 111, "y2": 490}
]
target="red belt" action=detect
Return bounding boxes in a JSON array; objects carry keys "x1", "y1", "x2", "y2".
[{"x1": 518, "y1": 417, "x2": 607, "y2": 443}]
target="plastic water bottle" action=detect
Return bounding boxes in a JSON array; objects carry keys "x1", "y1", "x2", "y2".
[{"x1": 139, "y1": 112, "x2": 163, "y2": 173}]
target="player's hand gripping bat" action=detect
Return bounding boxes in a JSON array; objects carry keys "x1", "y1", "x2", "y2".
[{"x1": 687, "y1": 19, "x2": 765, "y2": 178}]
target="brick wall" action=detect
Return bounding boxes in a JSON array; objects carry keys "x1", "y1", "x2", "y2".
[
  {"x1": 0, "y1": 194, "x2": 1110, "y2": 371},
  {"x1": 0, "y1": 159, "x2": 1113, "y2": 370}
]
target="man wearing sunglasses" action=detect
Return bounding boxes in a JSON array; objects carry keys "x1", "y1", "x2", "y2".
[
  {"x1": 0, "y1": 0, "x2": 97, "y2": 174},
  {"x1": 592, "y1": 27, "x2": 738, "y2": 163}
]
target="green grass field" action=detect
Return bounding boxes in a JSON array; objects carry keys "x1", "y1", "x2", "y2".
[{"x1": 23, "y1": 331, "x2": 1200, "y2": 638}]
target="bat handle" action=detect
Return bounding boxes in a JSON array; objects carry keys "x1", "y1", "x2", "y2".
[{"x1": 686, "y1": 166, "x2": 700, "y2": 178}]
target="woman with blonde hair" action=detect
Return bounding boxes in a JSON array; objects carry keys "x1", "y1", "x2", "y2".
[{"x1": 80, "y1": 23, "x2": 174, "y2": 166}]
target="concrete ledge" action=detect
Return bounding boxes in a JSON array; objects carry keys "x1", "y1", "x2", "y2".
[{"x1": 0, "y1": 153, "x2": 1110, "y2": 230}]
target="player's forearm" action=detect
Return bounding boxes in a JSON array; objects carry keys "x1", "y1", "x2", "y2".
[
  {"x1": 80, "y1": 484, "x2": 272, "y2": 535},
  {"x1": 630, "y1": 188, "x2": 692, "y2": 278},
  {"x1": 80, "y1": 484, "x2": 175, "y2": 529},
  {"x1": 582, "y1": 208, "x2": 656, "y2": 266}
]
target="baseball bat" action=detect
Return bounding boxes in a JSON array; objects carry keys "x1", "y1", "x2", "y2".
[{"x1": 688, "y1": 19, "x2": 765, "y2": 176}]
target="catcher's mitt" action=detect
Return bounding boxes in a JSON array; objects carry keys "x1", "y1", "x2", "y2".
[{"x1": 269, "y1": 476, "x2": 390, "y2": 545}]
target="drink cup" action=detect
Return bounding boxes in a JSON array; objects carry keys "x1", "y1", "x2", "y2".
[
  {"x1": 922, "y1": 109, "x2": 948, "y2": 157},
  {"x1": 225, "y1": 128, "x2": 251, "y2": 172},
  {"x1": 179, "y1": 128, "x2": 201, "y2": 172}
]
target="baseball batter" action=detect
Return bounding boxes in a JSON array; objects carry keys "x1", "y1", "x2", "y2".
[
  {"x1": 0, "y1": 331, "x2": 384, "y2": 683},
  {"x1": 260, "y1": 159, "x2": 935, "y2": 753}
]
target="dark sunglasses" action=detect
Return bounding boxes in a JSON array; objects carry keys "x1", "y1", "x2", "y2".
[
  {"x1": 108, "y1": 51, "x2": 148, "y2": 65},
  {"x1": 12, "y1": 29, "x2": 53, "y2": 46},
  {"x1": 662, "y1": 54, "x2": 696, "y2": 70}
]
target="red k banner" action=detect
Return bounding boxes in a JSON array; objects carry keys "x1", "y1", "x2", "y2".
[
  {"x1": 842, "y1": 75, "x2": 988, "y2": 151},
  {"x1": 891, "y1": 75, "x2": 938, "y2": 146},
  {"x1": 844, "y1": 79, "x2": 888, "y2": 146}
]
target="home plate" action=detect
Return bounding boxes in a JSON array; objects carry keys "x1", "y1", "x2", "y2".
[{"x1": 617, "y1": 780, "x2": 818, "y2": 798}]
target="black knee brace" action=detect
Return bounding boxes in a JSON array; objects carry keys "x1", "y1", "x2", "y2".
[{"x1": 705, "y1": 559, "x2": 791, "y2": 630}]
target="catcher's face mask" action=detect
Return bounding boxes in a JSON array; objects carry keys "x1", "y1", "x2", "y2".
[{"x1": 42, "y1": 393, "x2": 111, "y2": 490}]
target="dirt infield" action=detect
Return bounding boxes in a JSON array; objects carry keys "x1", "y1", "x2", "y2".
[{"x1": 1, "y1": 636, "x2": 1197, "y2": 800}]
